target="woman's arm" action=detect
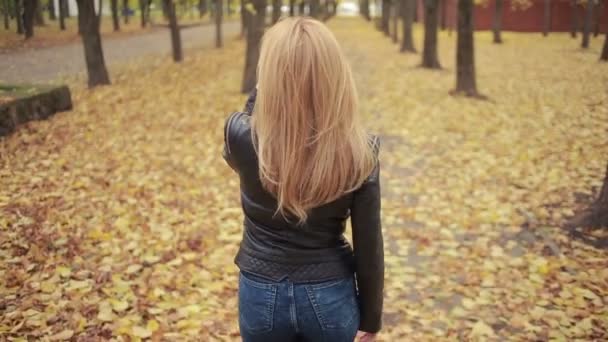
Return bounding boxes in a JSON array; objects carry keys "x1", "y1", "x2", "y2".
[{"x1": 351, "y1": 162, "x2": 384, "y2": 334}]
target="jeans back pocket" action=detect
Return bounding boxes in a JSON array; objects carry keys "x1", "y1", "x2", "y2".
[
  {"x1": 238, "y1": 272, "x2": 277, "y2": 334},
  {"x1": 304, "y1": 277, "x2": 360, "y2": 330}
]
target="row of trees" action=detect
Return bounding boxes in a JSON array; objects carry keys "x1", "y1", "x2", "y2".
[
  {"x1": 0, "y1": 0, "x2": 229, "y2": 38},
  {"x1": 365, "y1": 0, "x2": 608, "y2": 97}
]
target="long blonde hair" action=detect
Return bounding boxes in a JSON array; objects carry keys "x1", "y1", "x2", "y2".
[{"x1": 252, "y1": 17, "x2": 377, "y2": 223}]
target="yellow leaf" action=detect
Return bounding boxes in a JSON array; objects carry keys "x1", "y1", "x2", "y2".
[
  {"x1": 132, "y1": 325, "x2": 153, "y2": 338},
  {"x1": 49, "y1": 329, "x2": 74, "y2": 341},
  {"x1": 470, "y1": 320, "x2": 495, "y2": 338}
]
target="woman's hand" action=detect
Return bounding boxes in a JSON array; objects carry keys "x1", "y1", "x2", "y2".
[{"x1": 356, "y1": 331, "x2": 377, "y2": 342}]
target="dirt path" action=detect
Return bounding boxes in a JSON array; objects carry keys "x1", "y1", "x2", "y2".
[{"x1": 0, "y1": 22, "x2": 240, "y2": 84}]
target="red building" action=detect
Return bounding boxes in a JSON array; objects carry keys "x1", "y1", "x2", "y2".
[{"x1": 418, "y1": 0, "x2": 608, "y2": 33}]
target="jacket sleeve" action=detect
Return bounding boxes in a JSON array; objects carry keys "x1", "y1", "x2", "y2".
[
  {"x1": 222, "y1": 112, "x2": 240, "y2": 171},
  {"x1": 351, "y1": 157, "x2": 384, "y2": 333},
  {"x1": 243, "y1": 88, "x2": 257, "y2": 115}
]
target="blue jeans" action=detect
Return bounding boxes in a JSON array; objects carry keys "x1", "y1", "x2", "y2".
[{"x1": 238, "y1": 271, "x2": 360, "y2": 342}]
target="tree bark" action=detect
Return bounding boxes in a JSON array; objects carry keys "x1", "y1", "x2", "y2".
[
  {"x1": 381, "y1": 0, "x2": 390, "y2": 35},
  {"x1": 567, "y1": 162, "x2": 608, "y2": 229},
  {"x1": 65, "y1": 0, "x2": 70, "y2": 16},
  {"x1": 242, "y1": 0, "x2": 266, "y2": 93},
  {"x1": 581, "y1": 0, "x2": 593, "y2": 48},
  {"x1": 23, "y1": 0, "x2": 36, "y2": 38},
  {"x1": 123, "y1": 0, "x2": 129, "y2": 24},
  {"x1": 601, "y1": 31, "x2": 608, "y2": 61},
  {"x1": 289, "y1": 0, "x2": 295, "y2": 16},
  {"x1": 401, "y1": 0, "x2": 415, "y2": 52},
  {"x1": 570, "y1": 0, "x2": 578, "y2": 38},
  {"x1": 240, "y1": 0, "x2": 246, "y2": 37},
  {"x1": 493, "y1": 0, "x2": 503, "y2": 43},
  {"x1": 310, "y1": 0, "x2": 320, "y2": 18},
  {"x1": 76, "y1": 0, "x2": 111, "y2": 87},
  {"x1": 422, "y1": 0, "x2": 440, "y2": 69},
  {"x1": 139, "y1": 0, "x2": 147, "y2": 27},
  {"x1": 2, "y1": 0, "x2": 9, "y2": 29},
  {"x1": 111, "y1": 0, "x2": 120, "y2": 31},
  {"x1": 59, "y1": 0, "x2": 66, "y2": 30},
  {"x1": 391, "y1": 1, "x2": 398, "y2": 43},
  {"x1": 439, "y1": 0, "x2": 446, "y2": 30},
  {"x1": 272, "y1": 0, "x2": 280, "y2": 23},
  {"x1": 49, "y1": 0, "x2": 57, "y2": 20},
  {"x1": 216, "y1": 0, "x2": 223, "y2": 47},
  {"x1": 15, "y1": 0, "x2": 24, "y2": 34},
  {"x1": 97, "y1": 0, "x2": 103, "y2": 24},
  {"x1": 593, "y1": 1, "x2": 602, "y2": 37},
  {"x1": 360, "y1": 0, "x2": 370, "y2": 20},
  {"x1": 299, "y1": 1, "x2": 305, "y2": 16},
  {"x1": 162, "y1": 0, "x2": 182, "y2": 61},
  {"x1": 35, "y1": 0, "x2": 44, "y2": 26},
  {"x1": 455, "y1": 0, "x2": 478, "y2": 96},
  {"x1": 542, "y1": 0, "x2": 551, "y2": 36}
]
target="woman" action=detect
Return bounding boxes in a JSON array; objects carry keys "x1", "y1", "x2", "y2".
[{"x1": 223, "y1": 17, "x2": 384, "y2": 342}]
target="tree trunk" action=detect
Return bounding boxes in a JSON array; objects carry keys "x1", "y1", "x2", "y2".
[
  {"x1": 567, "y1": 162, "x2": 608, "y2": 229},
  {"x1": 272, "y1": 0, "x2": 280, "y2": 23},
  {"x1": 23, "y1": 0, "x2": 35, "y2": 38},
  {"x1": 289, "y1": 0, "x2": 295, "y2": 16},
  {"x1": 492, "y1": 0, "x2": 503, "y2": 43},
  {"x1": 582, "y1": 0, "x2": 593, "y2": 48},
  {"x1": 111, "y1": 0, "x2": 120, "y2": 31},
  {"x1": 76, "y1": 0, "x2": 111, "y2": 87},
  {"x1": 299, "y1": 1, "x2": 305, "y2": 15},
  {"x1": 139, "y1": 0, "x2": 147, "y2": 27},
  {"x1": 310, "y1": 0, "x2": 320, "y2": 18},
  {"x1": 422, "y1": 0, "x2": 440, "y2": 69},
  {"x1": 542, "y1": 0, "x2": 551, "y2": 36},
  {"x1": 123, "y1": 0, "x2": 129, "y2": 24},
  {"x1": 571, "y1": 0, "x2": 578, "y2": 38},
  {"x1": 98, "y1": 0, "x2": 103, "y2": 22},
  {"x1": 216, "y1": 0, "x2": 223, "y2": 47},
  {"x1": 2, "y1": 0, "x2": 9, "y2": 29},
  {"x1": 240, "y1": 0, "x2": 246, "y2": 36},
  {"x1": 360, "y1": 0, "x2": 370, "y2": 20},
  {"x1": 455, "y1": 0, "x2": 478, "y2": 96},
  {"x1": 59, "y1": 0, "x2": 66, "y2": 30},
  {"x1": 413, "y1": 0, "x2": 418, "y2": 22},
  {"x1": 401, "y1": 0, "x2": 416, "y2": 52},
  {"x1": 593, "y1": 1, "x2": 601, "y2": 37},
  {"x1": 381, "y1": 0, "x2": 390, "y2": 35},
  {"x1": 15, "y1": 0, "x2": 24, "y2": 34},
  {"x1": 242, "y1": 0, "x2": 266, "y2": 93},
  {"x1": 440, "y1": 0, "x2": 446, "y2": 30},
  {"x1": 34, "y1": 0, "x2": 44, "y2": 26},
  {"x1": 162, "y1": 0, "x2": 182, "y2": 61},
  {"x1": 65, "y1": 0, "x2": 70, "y2": 16},
  {"x1": 601, "y1": 31, "x2": 608, "y2": 61},
  {"x1": 391, "y1": 1, "x2": 398, "y2": 43},
  {"x1": 49, "y1": 0, "x2": 57, "y2": 20}
]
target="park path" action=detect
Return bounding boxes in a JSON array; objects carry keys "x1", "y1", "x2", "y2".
[{"x1": 0, "y1": 21, "x2": 240, "y2": 84}]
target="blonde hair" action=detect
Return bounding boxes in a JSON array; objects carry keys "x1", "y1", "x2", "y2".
[{"x1": 252, "y1": 17, "x2": 377, "y2": 223}]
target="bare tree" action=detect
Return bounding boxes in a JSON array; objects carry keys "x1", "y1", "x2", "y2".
[
  {"x1": 391, "y1": 0, "x2": 398, "y2": 43},
  {"x1": 601, "y1": 31, "x2": 608, "y2": 61},
  {"x1": 582, "y1": 0, "x2": 594, "y2": 48},
  {"x1": 422, "y1": 0, "x2": 440, "y2": 69},
  {"x1": 162, "y1": 0, "x2": 182, "y2": 61},
  {"x1": 542, "y1": 0, "x2": 551, "y2": 36},
  {"x1": 111, "y1": 0, "x2": 120, "y2": 31},
  {"x1": 76, "y1": 0, "x2": 111, "y2": 87},
  {"x1": 567, "y1": 162, "x2": 608, "y2": 230},
  {"x1": 139, "y1": 0, "x2": 147, "y2": 27},
  {"x1": 360, "y1": 0, "x2": 370, "y2": 20},
  {"x1": 454, "y1": 0, "x2": 479, "y2": 97},
  {"x1": 59, "y1": 0, "x2": 66, "y2": 30},
  {"x1": 493, "y1": 0, "x2": 503, "y2": 43},
  {"x1": 15, "y1": 0, "x2": 24, "y2": 34},
  {"x1": 23, "y1": 0, "x2": 36, "y2": 39},
  {"x1": 216, "y1": 0, "x2": 223, "y2": 47},
  {"x1": 242, "y1": 0, "x2": 266, "y2": 93},
  {"x1": 571, "y1": 0, "x2": 579, "y2": 38},
  {"x1": 2, "y1": 0, "x2": 9, "y2": 30},
  {"x1": 49, "y1": 0, "x2": 57, "y2": 20},
  {"x1": 400, "y1": 0, "x2": 416, "y2": 53},
  {"x1": 123, "y1": 0, "x2": 129, "y2": 24},
  {"x1": 381, "y1": 0, "x2": 390, "y2": 35},
  {"x1": 34, "y1": 0, "x2": 44, "y2": 26},
  {"x1": 593, "y1": 0, "x2": 602, "y2": 37}
]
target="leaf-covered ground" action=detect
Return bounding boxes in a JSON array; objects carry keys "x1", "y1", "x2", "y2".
[{"x1": 1, "y1": 18, "x2": 607, "y2": 341}]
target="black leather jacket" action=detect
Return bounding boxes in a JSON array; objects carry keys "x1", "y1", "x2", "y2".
[{"x1": 222, "y1": 92, "x2": 384, "y2": 333}]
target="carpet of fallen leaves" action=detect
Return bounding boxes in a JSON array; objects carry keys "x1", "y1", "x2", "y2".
[{"x1": 1, "y1": 18, "x2": 607, "y2": 341}]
